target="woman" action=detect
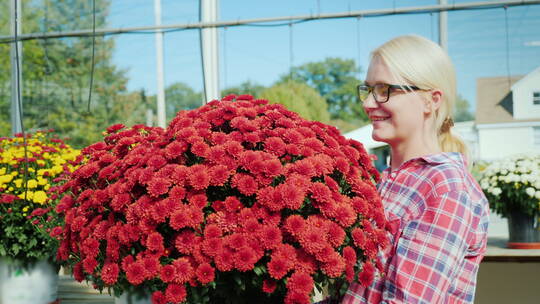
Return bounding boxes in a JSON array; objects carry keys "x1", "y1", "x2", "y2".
[{"x1": 342, "y1": 35, "x2": 490, "y2": 303}]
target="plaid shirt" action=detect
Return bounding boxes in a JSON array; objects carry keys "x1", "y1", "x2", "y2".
[{"x1": 342, "y1": 152, "x2": 489, "y2": 304}]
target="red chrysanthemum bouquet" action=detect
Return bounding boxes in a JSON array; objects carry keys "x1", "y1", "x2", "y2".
[{"x1": 52, "y1": 95, "x2": 390, "y2": 304}]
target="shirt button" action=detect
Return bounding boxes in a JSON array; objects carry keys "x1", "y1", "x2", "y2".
[{"x1": 390, "y1": 172, "x2": 396, "y2": 178}]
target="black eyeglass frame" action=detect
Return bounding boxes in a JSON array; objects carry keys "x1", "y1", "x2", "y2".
[{"x1": 356, "y1": 83, "x2": 424, "y2": 103}]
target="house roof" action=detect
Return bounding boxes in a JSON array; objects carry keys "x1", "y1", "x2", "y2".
[
  {"x1": 475, "y1": 75, "x2": 524, "y2": 124},
  {"x1": 344, "y1": 124, "x2": 387, "y2": 150},
  {"x1": 511, "y1": 66, "x2": 540, "y2": 91}
]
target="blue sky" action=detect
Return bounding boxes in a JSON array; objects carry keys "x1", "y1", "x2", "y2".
[{"x1": 107, "y1": 0, "x2": 540, "y2": 110}]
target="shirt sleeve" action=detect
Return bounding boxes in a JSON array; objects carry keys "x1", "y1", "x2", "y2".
[{"x1": 379, "y1": 190, "x2": 473, "y2": 304}]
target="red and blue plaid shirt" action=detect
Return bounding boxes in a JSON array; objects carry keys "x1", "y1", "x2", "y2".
[{"x1": 342, "y1": 152, "x2": 489, "y2": 304}]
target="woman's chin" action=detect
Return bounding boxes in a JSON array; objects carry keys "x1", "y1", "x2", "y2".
[{"x1": 372, "y1": 131, "x2": 391, "y2": 144}]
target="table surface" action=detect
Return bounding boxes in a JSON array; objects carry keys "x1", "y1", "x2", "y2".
[{"x1": 484, "y1": 237, "x2": 540, "y2": 262}]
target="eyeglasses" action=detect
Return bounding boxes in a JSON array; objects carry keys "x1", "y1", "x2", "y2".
[{"x1": 357, "y1": 83, "x2": 424, "y2": 103}]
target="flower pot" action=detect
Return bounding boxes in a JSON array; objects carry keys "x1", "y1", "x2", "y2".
[
  {"x1": 507, "y1": 209, "x2": 540, "y2": 249},
  {"x1": 0, "y1": 259, "x2": 59, "y2": 304},
  {"x1": 114, "y1": 292, "x2": 151, "y2": 304}
]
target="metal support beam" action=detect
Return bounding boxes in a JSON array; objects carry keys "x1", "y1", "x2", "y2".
[
  {"x1": 439, "y1": 0, "x2": 448, "y2": 51},
  {"x1": 154, "y1": 0, "x2": 166, "y2": 128},
  {"x1": 10, "y1": 0, "x2": 23, "y2": 135},
  {"x1": 200, "y1": 0, "x2": 220, "y2": 102},
  {"x1": 1, "y1": 0, "x2": 539, "y2": 43}
]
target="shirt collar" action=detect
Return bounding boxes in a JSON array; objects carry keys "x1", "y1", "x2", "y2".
[{"x1": 383, "y1": 152, "x2": 467, "y2": 175}]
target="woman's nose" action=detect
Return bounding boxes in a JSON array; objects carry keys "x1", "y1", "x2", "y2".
[{"x1": 362, "y1": 93, "x2": 378, "y2": 110}]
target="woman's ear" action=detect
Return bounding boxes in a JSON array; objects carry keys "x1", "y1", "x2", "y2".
[{"x1": 423, "y1": 89, "x2": 443, "y2": 114}]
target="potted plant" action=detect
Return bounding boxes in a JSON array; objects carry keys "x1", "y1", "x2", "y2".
[
  {"x1": 49, "y1": 95, "x2": 390, "y2": 304},
  {"x1": 0, "y1": 130, "x2": 81, "y2": 304},
  {"x1": 479, "y1": 154, "x2": 540, "y2": 249}
]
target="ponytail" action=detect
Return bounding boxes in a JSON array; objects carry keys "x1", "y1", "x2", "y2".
[{"x1": 438, "y1": 117, "x2": 470, "y2": 167}]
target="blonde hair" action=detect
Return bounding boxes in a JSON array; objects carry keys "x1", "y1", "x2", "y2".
[{"x1": 371, "y1": 34, "x2": 468, "y2": 157}]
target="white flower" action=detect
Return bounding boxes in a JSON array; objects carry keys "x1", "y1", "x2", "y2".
[
  {"x1": 491, "y1": 187, "x2": 502, "y2": 196},
  {"x1": 480, "y1": 180, "x2": 489, "y2": 189},
  {"x1": 536, "y1": 191, "x2": 540, "y2": 200},
  {"x1": 526, "y1": 187, "x2": 536, "y2": 198}
]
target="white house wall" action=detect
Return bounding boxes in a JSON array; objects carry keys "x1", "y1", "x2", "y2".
[
  {"x1": 478, "y1": 126, "x2": 539, "y2": 160},
  {"x1": 512, "y1": 67, "x2": 540, "y2": 120}
]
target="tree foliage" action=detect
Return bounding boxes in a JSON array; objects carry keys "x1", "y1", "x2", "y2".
[
  {"x1": 279, "y1": 57, "x2": 367, "y2": 123},
  {"x1": 260, "y1": 81, "x2": 330, "y2": 123},
  {"x1": 221, "y1": 81, "x2": 266, "y2": 99},
  {"x1": 454, "y1": 94, "x2": 475, "y2": 122},
  {"x1": 0, "y1": 0, "x2": 143, "y2": 147}
]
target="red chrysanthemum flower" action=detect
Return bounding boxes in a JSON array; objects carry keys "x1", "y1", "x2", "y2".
[
  {"x1": 262, "y1": 279, "x2": 277, "y2": 294},
  {"x1": 164, "y1": 141, "x2": 187, "y2": 159},
  {"x1": 284, "y1": 290, "x2": 311, "y2": 304},
  {"x1": 214, "y1": 247, "x2": 235, "y2": 272},
  {"x1": 351, "y1": 228, "x2": 367, "y2": 249},
  {"x1": 165, "y1": 283, "x2": 187, "y2": 303},
  {"x1": 169, "y1": 185, "x2": 186, "y2": 200},
  {"x1": 170, "y1": 207, "x2": 190, "y2": 230},
  {"x1": 223, "y1": 196, "x2": 243, "y2": 212},
  {"x1": 309, "y1": 182, "x2": 332, "y2": 203},
  {"x1": 209, "y1": 164, "x2": 232, "y2": 186},
  {"x1": 204, "y1": 224, "x2": 222, "y2": 238},
  {"x1": 82, "y1": 256, "x2": 98, "y2": 274},
  {"x1": 82, "y1": 238, "x2": 100, "y2": 257},
  {"x1": 175, "y1": 230, "x2": 198, "y2": 254},
  {"x1": 173, "y1": 257, "x2": 194, "y2": 284},
  {"x1": 267, "y1": 257, "x2": 291, "y2": 280},
  {"x1": 259, "y1": 225, "x2": 282, "y2": 250},
  {"x1": 160, "y1": 264, "x2": 177, "y2": 283},
  {"x1": 327, "y1": 221, "x2": 346, "y2": 247},
  {"x1": 188, "y1": 165, "x2": 210, "y2": 190},
  {"x1": 101, "y1": 263, "x2": 119, "y2": 285},
  {"x1": 231, "y1": 174, "x2": 258, "y2": 196},
  {"x1": 126, "y1": 261, "x2": 146, "y2": 285},
  {"x1": 284, "y1": 215, "x2": 305, "y2": 236},
  {"x1": 148, "y1": 154, "x2": 167, "y2": 169},
  {"x1": 287, "y1": 271, "x2": 314, "y2": 294},
  {"x1": 358, "y1": 261, "x2": 375, "y2": 287},
  {"x1": 234, "y1": 246, "x2": 259, "y2": 272},
  {"x1": 148, "y1": 177, "x2": 171, "y2": 197},
  {"x1": 192, "y1": 141, "x2": 210, "y2": 158},
  {"x1": 151, "y1": 291, "x2": 166, "y2": 304},
  {"x1": 298, "y1": 227, "x2": 326, "y2": 255},
  {"x1": 196, "y1": 263, "x2": 215, "y2": 284},
  {"x1": 146, "y1": 232, "x2": 165, "y2": 253},
  {"x1": 333, "y1": 204, "x2": 357, "y2": 228}
]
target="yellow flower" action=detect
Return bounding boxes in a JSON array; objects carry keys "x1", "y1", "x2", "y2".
[
  {"x1": 14, "y1": 179, "x2": 23, "y2": 188},
  {"x1": 27, "y1": 179, "x2": 38, "y2": 188},
  {"x1": 37, "y1": 169, "x2": 49, "y2": 176},
  {"x1": 0, "y1": 174, "x2": 13, "y2": 183},
  {"x1": 33, "y1": 191, "x2": 47, "y2": 204},
  {"x1": 44, "y1": 184, "x2": 50, "y2": 191},
  {"x1": 11, "y1": 171, "x2": 18, "y2": 176},
  {"x1": 17, "y1": 191, "x2": 34, "y2": 200},
  {"x1": 50, "y1": 165, "x2": 63, "y2": 175},
  {"x1": 37, "y1": 177, "x2": 48, "y2": 186},
  {"x1": 22, "y1": 206, "x2": 29, "y2": 212}
]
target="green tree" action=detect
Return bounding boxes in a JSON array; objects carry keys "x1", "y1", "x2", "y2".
[
  {"x1": 221, "y1": 81, "x2": 266, "y2": 99},
  {"x1": 279, "y1": 57, "x2": 367, "y2": 123},
  {"x1": 454, "y1": 94, "x2": 474, "y2": 122},
  {"x1": 165, "y1": 82, "x2": 203, "y2": 120},
  {"x1": 0, "y1": 0, "x2": 145, "y2": 147},
  {"x1": 260, "y1": 81, "x2": 330, "y2": 123}
]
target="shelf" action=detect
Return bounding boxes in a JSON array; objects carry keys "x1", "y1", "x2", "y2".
[{"x1": 483, "y1": 237, "x2": 540, "y2": 262}]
